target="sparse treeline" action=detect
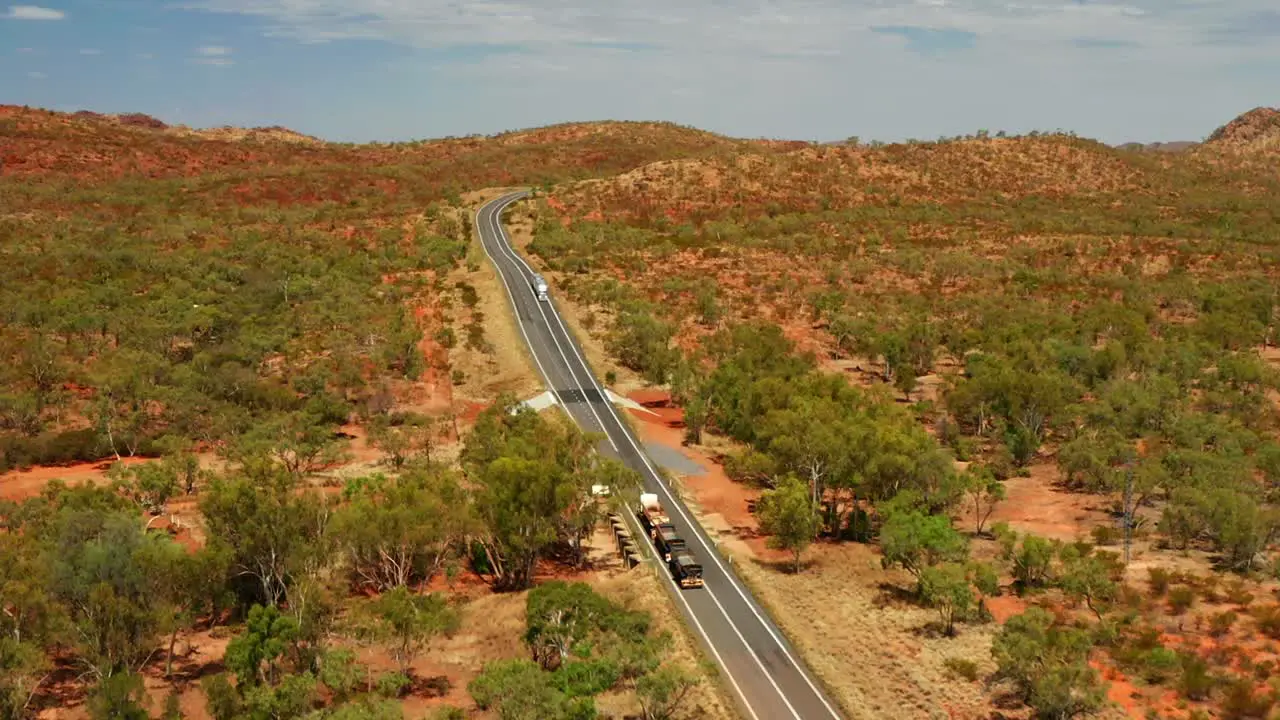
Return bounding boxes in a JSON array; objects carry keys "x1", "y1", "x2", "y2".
[{"x1": 0, "y1": 398, "x2": 657, "y2": 720}]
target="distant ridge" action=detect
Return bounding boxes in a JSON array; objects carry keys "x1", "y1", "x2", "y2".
[
  {"x1": 1205, "y1": 106, "x2": 1280, "y2": 146},
  {"x1": 1115, "y1": 140, "x2": 1197, "y2": 153}
]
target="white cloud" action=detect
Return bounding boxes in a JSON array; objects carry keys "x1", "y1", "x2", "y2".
[
  {"x1": 192, "y1": 44, "x2": 234, "y2": 65},
  {"x1": 15, "y1": 46, "x2": 33, "y2": 52},
  {"x1": 137, "y1": 52, "x2": 154, "y2": 60},
  {"x1": 6, "y1": 4, "x2": 64, "y2": 20},
  {"x1": 27, "y1": 70, "x2": 46, "y2": 79},
  {"x1": 179, "y1": 0, "x2": 1280, "y2": 142},
  {"x1": 79, "y1": 48, "x2": 101, "y2": 55},
  {"x1": 181, "y1": 0, "x2": 1280, "y2": 53}
]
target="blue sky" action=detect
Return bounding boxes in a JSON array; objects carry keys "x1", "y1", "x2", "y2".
[{"x1": 2, "y1": 0, "x2": 1278, "y2": 144}]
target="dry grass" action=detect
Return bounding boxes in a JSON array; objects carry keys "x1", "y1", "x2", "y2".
[
  {"x1": 669, "y1": 468, "x2": 1001, "y2": 720},
  {"x1": 731, "y1": 545, "x2": 1006, "y2": 720},
  {"x1": 433, "y1": 193, "x2": 546, "y2": 409}
]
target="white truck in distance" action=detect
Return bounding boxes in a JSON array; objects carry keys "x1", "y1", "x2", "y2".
[{"x1": 531, "y1": 274, "x2": 548, "y2": 302}]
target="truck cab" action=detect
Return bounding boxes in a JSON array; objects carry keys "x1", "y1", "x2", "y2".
[
  {"x1": 531, "y1": 274, "x2": 549, "y2": 302},
  {"x1": 669, "y1": 551, "x2": 704, "y2": 589}
]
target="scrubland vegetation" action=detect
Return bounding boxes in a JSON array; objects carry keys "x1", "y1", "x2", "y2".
[
  {"x1": 6, "y1": 101, "x2": 1280, "y2": 720},
  {"x1": 0, "y1": 107, "x2": 742, "y2": 720},
  {"x1": 525, "y1": 109, "x2": 1280, "y2": 719},
  {"x1": 0, "y1": 396, "x2": 734, "y2": 720}
]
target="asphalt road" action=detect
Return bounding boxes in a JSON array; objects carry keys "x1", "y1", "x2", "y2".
[{"x1": 476, "y1": 191, "x2": 845, "y2": 720}]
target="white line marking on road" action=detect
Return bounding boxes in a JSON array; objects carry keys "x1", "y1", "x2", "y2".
[
  {"x1": 485, "y1": 197, "x2": 618, "y2": 453},
  {"x1": 477, "y1": 193, "x2": 763, "y2": 720},
  {"x1": 494, "y1": 192, "x2": 844, "y2": 720},
  {"x1": 473, "y1": 198, "x2": 571, "y2": 417}
]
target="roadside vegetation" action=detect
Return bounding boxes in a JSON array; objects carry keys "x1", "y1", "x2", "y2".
[
  {"x1": 0, "y1": 106, "x2": 748, "y2": 475},
  {"x1": 525, "y1": 109, "x2": 1280, "y2": 719},
  {"x1": 7, "y1": 100, "x2": 1280, "y2": 720},
  {"x1": 0, "y1": 106, "x2": 744, "y2": 720},
  {"x1": 0, "y1": 397, "x2": 735, "y2": 720}
]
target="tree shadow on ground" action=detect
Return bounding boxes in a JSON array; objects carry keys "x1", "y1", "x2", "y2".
[
  {"x1": 158, "y1": 649, "x2": 227, "y2": 684},
  {"x1": 407, "y1": 673, "x2": 452, "y2": 699},
  {"x1": 873, "y1": 580, "x2": 920, "y2": 609}
]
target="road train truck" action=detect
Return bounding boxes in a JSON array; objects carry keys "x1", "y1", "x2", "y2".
[
  {"x1": 654, "y1": 523, "x2": 688, "y2": 562},
  {"x1": 638, "y1": 492, "x2": 703, "y2": 588},
  {"x1": 669, "y1": 551, "x2": 704, "y2": 589},
  {"x1": 638, "y1": 492, "x2": 669, "y2": 535}
]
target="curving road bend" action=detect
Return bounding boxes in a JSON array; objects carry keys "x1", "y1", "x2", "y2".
[{"x1": 476, "y1": 191, "x2": 844, "y2": 720}]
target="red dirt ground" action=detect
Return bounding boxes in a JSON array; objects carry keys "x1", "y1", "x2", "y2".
[
  {"x1": 623, "y1": 390, "x2": 788, "y2": 562},
  {"x1": 337, "y1": 423, "x2": 381, "y2": 464},
  {"x1": 408, "y1": 303, "x2": 455, "y2": 419},
  {"x1": 0, "y1": 456, "x2": 151, "y2": 501},
  {"x1": 983, "y1": 594, "x2": 1029, "y2": 624},
  {"x1": 978, "y1": 463, "x2": 1112, "y2": 542}
]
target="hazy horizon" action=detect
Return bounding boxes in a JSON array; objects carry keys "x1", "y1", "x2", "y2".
[{"x1": 3, "y1": 0, "x2": 1277, "y2": 145}]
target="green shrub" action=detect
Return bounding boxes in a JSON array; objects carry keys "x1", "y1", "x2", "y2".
[
  {"x1": 468, "y1": 659, "x2": 597, "y2": 719},
  {"x1": 202, "y1": 674, "x2": 242, "y2": 720},
  {"x1": 1147, "y1": 568, "x2": 1171, "y2": 597},
  {"x1": 456, "y1": 282, "x2": 479, "y2": 308},
  {"x1": 992, "y1": 608, "x2": 1106, "y2": 719},
  {"x1": 943, "y1": 657, "x2": 980, "y2": 682},
  {"x1": 1177, "y1": 654, "x2": 1215, "y2": 701},
  {"x1": 1167, "y1": 586, "x2": 1195, "y2": 615},
  {"x1": 1140, "y1": 648, "x2": 1180, "y2": 684},
  {"x1": 1225, "y1": 579, "x2": 1255, "y2": 607},
  {"x1": 317, "y1": 649, "x2": 365, "y2": 702},
  {"x1": 607, "y1": 308, "x2": 678, "y2": 385},
  {"x1": 1110, "y1": 625, "x2": 1163, "y2": 669},
  {"x1": 1254, "y1": 605, "x2": 1280, "y2": 640},
  {"x1": 434, "y1": 327, "x2": 457, "y2": 349},
  {"x1": 1011, "y1": 534, "x2": 1055, "y2": 589},
  {"x1": 88, "y1": 672, "x2": 149, "y2": 720},
  {"x1": 1090, "y1": 524, "x2": 1118, "y2": 546},
  {"x1": 0, "y1": 427, "x2": 114, "y2": 472},
  {"x1": 1210, "y1": 611, "x2": 1238, "y2": 638},
  {"x1": 548, "y1": 660, "x2": 620, "y2": 698},
  {"x1": 1220, "y1": 677, "x2": 1274, "y2": 720},
  {"x1": 465, "y1": 321, "x2": 491, "y2": 352},
  {"x1": 1091, "y1": 620, "x2": 1121, "y2": 648},
  {"x1": 375, "y1": 672, "x2": 411, "y2": 698},
  {"x1": 1195, "y1": 574, "x2": 1221, "y2": 603}
]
